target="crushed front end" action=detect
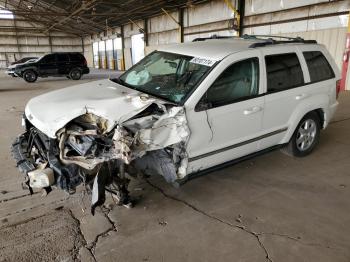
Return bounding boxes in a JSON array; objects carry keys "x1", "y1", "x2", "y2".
[{"x1": 11, "y1": 102, "x2": 190, "y2": 214}]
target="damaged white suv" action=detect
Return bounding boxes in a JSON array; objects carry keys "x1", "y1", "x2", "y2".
[{"x1": 12, "y1": 36, "x2": 340, "y2": 212}]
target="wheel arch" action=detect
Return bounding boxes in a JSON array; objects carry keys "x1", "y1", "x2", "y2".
[
  {"x1": 22, "y1": 67, "x2": 39, "y2": 76},
  {"x1": 280, "y1": 94, "x2": 329, "y2": 144}
]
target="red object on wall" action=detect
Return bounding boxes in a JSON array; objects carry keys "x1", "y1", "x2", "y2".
[{"x1": 340, "y1": 33, "x2": 350, "y2": 91}]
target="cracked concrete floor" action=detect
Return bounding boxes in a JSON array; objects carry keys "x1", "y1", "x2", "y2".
[{"x1": 1, "y1": 71, "x2": 350, "y2": 262}]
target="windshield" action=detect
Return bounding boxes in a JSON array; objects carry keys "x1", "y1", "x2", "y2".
[{"x1": 116, "y1": 51, "x2": 213, "y2": 104}]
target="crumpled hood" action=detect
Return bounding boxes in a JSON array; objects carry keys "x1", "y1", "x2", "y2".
[{"x1": 25, "y1": 79, "x2": 165, "y2": 138}]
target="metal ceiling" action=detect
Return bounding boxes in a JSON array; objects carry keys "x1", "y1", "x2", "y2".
[{"x1": 0, "y1": 0, "x2": 208, "y2": 36}]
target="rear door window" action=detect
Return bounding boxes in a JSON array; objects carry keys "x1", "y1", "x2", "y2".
[
  {"x1": 265, "y1": 53, "x2": 304, "y2": 93},
  {"x1": 303, "y1": 51, "x2": 335, "y2": 82}
]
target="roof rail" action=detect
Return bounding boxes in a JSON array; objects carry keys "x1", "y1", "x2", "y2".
[
  {"x1": 243, "y1": 34, "x2": 317, "y2": 48},
  {"x1": 190, "y1": 34, "x2": 317, "y2": 47},
  {"x1": 192, "y1": 35, "x2": 235, "y2": 42}
]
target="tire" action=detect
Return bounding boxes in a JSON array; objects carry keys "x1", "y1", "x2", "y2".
[
  {"x1": 23, "y1": 70, "x2": 37, "y2": 83},
  {"x1": 69, "y1": 68, "x2": 82, "y2": 80},
  {"x1": 281, "y1": 111, "x2": 321, "y2": 157}
]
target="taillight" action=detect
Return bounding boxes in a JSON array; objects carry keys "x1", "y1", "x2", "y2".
[
  {"x1": 336, "y1": 79, "x2": 341, "y2": 99},
  {"x1": 83, "y1": 58, "x2": 87, "y2": 66}
]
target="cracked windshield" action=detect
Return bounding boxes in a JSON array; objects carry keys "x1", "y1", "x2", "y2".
[{"x1": 116, "y1": 51, "x2": 213, "y2": 104}]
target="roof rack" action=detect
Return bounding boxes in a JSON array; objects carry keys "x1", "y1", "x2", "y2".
[
  {"x1": 191, "y1": 34, "x2": 317, "y2": 47},
  {"x1": 192, "y1": 35, "x2": 235, "y2": 42},
  {"x1": 243, "y1": 34, "x2": 317, "y2": 48}
]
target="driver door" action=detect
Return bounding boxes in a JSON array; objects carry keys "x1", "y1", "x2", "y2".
[{"x1": 185, "y1": 51, "x2": 265, "y2": 173}]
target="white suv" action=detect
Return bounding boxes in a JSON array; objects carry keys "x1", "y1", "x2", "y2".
[{"x1": 12, "y1": 36, "x2": 340, "y2": 210}]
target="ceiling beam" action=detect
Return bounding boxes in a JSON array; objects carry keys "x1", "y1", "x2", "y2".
[{"x1": 43, "y1": 0, "x2": 100, "y2": 33}]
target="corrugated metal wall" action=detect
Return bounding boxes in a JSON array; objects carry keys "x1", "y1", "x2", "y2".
[{"x1": 0, "y1": 19, "x2": 84, "y2": 68}]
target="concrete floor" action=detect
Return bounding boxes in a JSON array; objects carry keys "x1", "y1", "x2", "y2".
[{"x1": 0, "y1": 69, "x2": 350, "y2": 262}]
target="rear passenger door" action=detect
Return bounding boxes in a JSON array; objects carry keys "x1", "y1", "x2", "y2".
[
  {"x1": 56, "y1": 53, "x2": 70, "y2": 75},
  {"x1": 259, "y1": 47, "x2": 308, "y2": 149}
]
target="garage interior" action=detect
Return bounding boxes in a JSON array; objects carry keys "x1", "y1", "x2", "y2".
[{"x1": 0, "y1": 0, "x2": 350, "y2": 261}]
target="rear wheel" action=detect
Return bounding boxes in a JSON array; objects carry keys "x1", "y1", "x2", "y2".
[
  {"x1": 69, "y1": 68, "x2": 82, "y2": 80},
  {"x1": 23, "y1": 70, "x2": 37, "y2": 83},
  {"x1": 281, "y1": 112, "x2": 320, "y2": 157}
]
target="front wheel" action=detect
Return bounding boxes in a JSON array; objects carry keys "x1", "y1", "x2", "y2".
[
  {"x1": 281, "y1": 112, "x2": 320, "y2": 157},
  {"x1": 23, "y1": 70, "x2": 37, "y2": 83},
  {"x1": 69, "y1": 68, "x2": 82, "y2": 80}
]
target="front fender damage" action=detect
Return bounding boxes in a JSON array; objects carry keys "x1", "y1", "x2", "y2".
[{"x1": 11, "y1": 103, "x2": 190, "y2": 213}]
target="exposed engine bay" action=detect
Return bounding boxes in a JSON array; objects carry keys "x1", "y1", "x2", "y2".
[{"x1": 12, "y1": 101, "x2": 190, "y2": 214}]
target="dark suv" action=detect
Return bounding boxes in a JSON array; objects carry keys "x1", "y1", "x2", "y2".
[{"x1": 14, "y1": 52, "x2": 90, "y2": 83}]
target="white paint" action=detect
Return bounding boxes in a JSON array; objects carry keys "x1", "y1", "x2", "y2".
[{"x1": 25, "y1": 79, "x2": 166, "y2": 138}]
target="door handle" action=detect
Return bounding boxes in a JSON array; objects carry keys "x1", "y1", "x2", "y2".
[
  {"x1": 295, "y1": 94, "x2": 308, "y2": 100},
  {"x1": 244, "y1": 106, "x2": 262, "y2": 115}
]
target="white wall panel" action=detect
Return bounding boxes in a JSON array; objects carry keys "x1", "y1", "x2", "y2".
[
  {"x1": 149, "y1": 11, "x2": 179, "y2": 33},
  {"x1": 184, "y1": 0, "x2": 238, "y2": 27},
  {"x1": 123, "y1": 21, "x2": 144, "y2": 37},
  {"x1": 245, "y1": 0, "x2": 331, "y2": 16},
  {"x1": 148, "y1": 30, "x2": 179, "y2": 46},
  {"x1": 245, "y1": 15, "x2": 348, "y2": 35}
]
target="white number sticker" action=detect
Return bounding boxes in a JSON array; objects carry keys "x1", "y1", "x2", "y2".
[{"x1": 190, "y1": 57, "x2": 216, "y2": 67}]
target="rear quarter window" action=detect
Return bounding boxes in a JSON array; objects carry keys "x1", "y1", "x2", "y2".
[
  {"x1": 265, "y1": 53, "x2": 304, "y2": 93},
  {"x1": 70, "y1": 53, "x2": 84, "y2": 62},
  {"x1": 303, "y1": 51, "x2": 335, "y2": 82}
]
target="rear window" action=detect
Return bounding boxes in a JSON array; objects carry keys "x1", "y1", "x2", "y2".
[
  {"x1": 265, "y1": 53, "x2": 304, "y2": 93},
  {"x1": 303, "y1": 51, "x2": 335, "y2": 82}
]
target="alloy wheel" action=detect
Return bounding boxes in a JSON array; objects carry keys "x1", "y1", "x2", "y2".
[{"x1": 296, "y1": 119, "x2": 317, "y2": 151}]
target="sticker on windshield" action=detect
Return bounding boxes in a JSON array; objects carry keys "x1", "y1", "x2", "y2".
[{"x1": 190, "y1": 57, "x2": 216, "y2": 67}]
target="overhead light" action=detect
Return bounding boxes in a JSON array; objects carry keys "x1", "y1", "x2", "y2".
[{"x1": 27, "y1": 5, "x2": 33, "y2": 9}]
